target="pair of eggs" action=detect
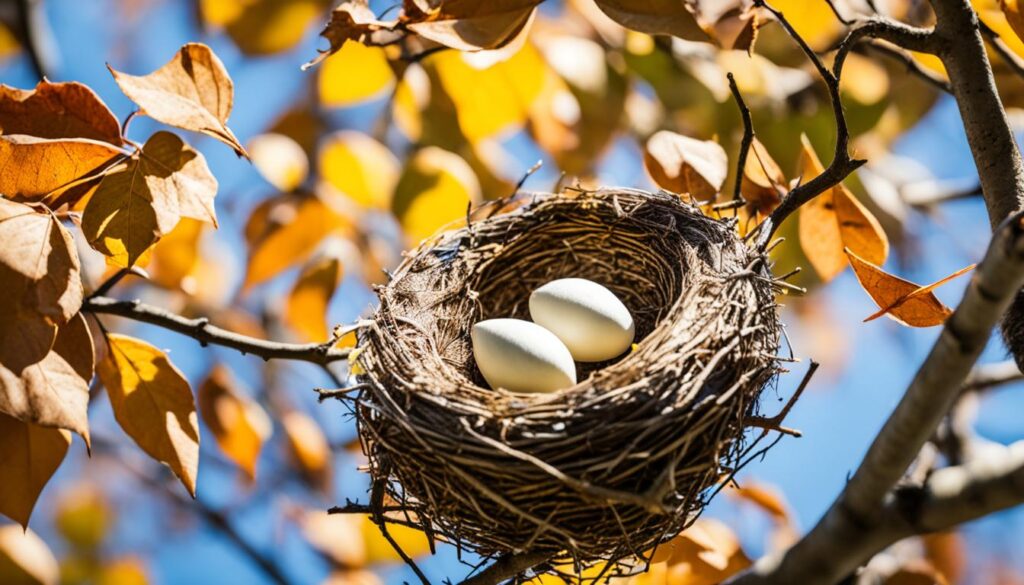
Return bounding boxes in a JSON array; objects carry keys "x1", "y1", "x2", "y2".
[{"x1": 471, "y1": 278, "x2": 636, "y2": 394}]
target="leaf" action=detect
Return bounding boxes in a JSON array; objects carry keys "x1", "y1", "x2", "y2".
[
  {"x1": 0, "y1": 199, "x2": 83, "y2": 324},
  {"x1": 645, "y1": 518, "x2": 751, "y2": 585},
  {"x1": 149, "y1": 218, "x2": 204, "y2": 293},
  {"x1": 198, "y1": 365, "x2": 271, "y2": 481},
  {"x1": 846, "y1": 249, "x2": 960, "y2": 327},
  {"x1": 403, "y1": 0, "x2": 542, "y2": 52},
  {"x1": 286, "y1": 253, "x2": 343, "y2": 342},
  {"x1": 0, "y1": 135, "x2": 123, "y2": 202},
  {"x1": 212, "y1": 0, "x2": 327, "y2": 56},
  {"x1": 0, "y1": 313, "x2": 94, "y2": 445},
  {"x1": 798, "y1": 134, "x2": 888, "y2": 282},
  {"x1": 96, "y1": 557, "x2": 149, "y2": 585},
  {"x1": 282, "y1": 411, "x2": 331, "y2": 492},
  {"x1": 728, "y1": 481, "x2": 791, "y2": 522},
  {"x1": 392, "y1": 147, "x2": 481, "y2": 242},
  {"x1": 244, "y1": 195, "x2": 350, "y2": 288},
  {"x1": 592, "y1": 0, "x2": 711, "y2": 43},
  {"x1": 643, "y1": 130, "x2": 727, "y2": 199},
  {"x1": 55, "y1": 486, "x2": 111, "y2": 552},
  {"x1": 0, "y1": 81, "x2": 122, "y2": 145},
  {"x1": 109, "y1": 43, "x2": 247, "y2": 158},
  {"x1": 1002, "y1": 0, "x2": 1024, "y2": 46},
  {"x1": 317, "y1": 41, "x2": 396, "y2": 107},
  {"x1": 82, "y1": 131, "x2": 218, "y2": 267},
  {"x1": 0, "y1": 413, "x2": 70, "y2": 528},
  {"x1": 304, "y1": 1, "x2": 396, "y2": 69},
  {"x1": 248, "y1": 133, "x2": 309, "y2": 192},
  {"x1": 885, "y1": 562, "x2": 950, "y2": 585},
  {"x1": 301, "y1": 511, "x2": 431, "y2": 568},
  {"x1": 741, "y1": 138, "x2": 786, "y2": 216},
  {"x1": 0, "y1": 525, "x2": 60, "y2": 585},
  {"x1": 319, "y1": 131, "x2": 399, "y2": 209},
  {"x1": 97, "y1": 334, "x2": 199, "y2": 496}
]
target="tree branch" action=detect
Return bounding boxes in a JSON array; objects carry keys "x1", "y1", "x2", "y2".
[
  {"x1": 963, "y1": 359, "x2": 1024, "y2": 391},
  {"x1": 83, "y1": 296, "x2": 355, "y2": 366},
  {"x1": 729, "y1": 210, "x2": 1024, "y2": 585},
  {"x1": 458, "y1": 551, "x2": 554, "y2": 585}
]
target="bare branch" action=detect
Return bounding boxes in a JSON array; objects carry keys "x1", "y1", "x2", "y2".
[
  {"x1": 83, "y1": 296, "x2": 355, "y2": 366},
  {"x1": 727, "y1": 72, "x2": 753, "y2": 203},
  {"x1": 459, "y1": 551, "x2": 554, "y2": 585}
]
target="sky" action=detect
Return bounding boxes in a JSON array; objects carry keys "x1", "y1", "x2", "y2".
[{"x1": 2, "y1": 1, "x2": 1023, "y2": 584}]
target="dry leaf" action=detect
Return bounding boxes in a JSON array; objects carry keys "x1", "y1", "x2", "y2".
[
  {"x1": 0, "y1": 525, "x2": 60, "y2": 585},
  {"x1": 249, "y1": 133, "x2": 309, "y2": 192},
  {"x1": 404, "y1": 0, "x2": 542, "y2": 52},
  {"x1": 304, "y1": 1, "x2": 396, "y2": 69},
  {"x1": 643, "y1": 130, "x2": 727, "y2": 199},
  {"x1": 863, "y1": 263, "x2": 975, "y2": 323},
  {"x1": 109, "y1": 43, "x2": 247, "y2": 157},
  {"x1": 286, "y1": 253, "x2": 343, "y2": 342},
  {"x1": 0, "y1": 413, "x2": 71, "y2": 528},
  {"x1": 198, "y1": 365, "x2": 271, "y2": 481},
  {"x1": 320, "y1": 131, "x2": 399, "y2": 209},
  {"x1": 97, "y1": 334, "x2": 200, "y2": 496},
  {"x1": 0, "y1": 198, "x2": 83, "y2": 324},
  {"x1": 645, "y1": 518, "x2": 751, "y2": 585},
  {"x1": 592, "y1": 0, "x2": 711, "y2": 43},
  {"x1": 82, "y1": 131, "x2": 217, "y2": 267},
  {"x1": 282, "y1": 411, "x2": 331, "y2": 493},
  {"x1": 798, "y1": 134, "x2": 888, "y2": 282},
  {"x1": 0, "y1": 81, "x2": 122, "y2": 145},
  {"x1": 846, "y1": 249, "x2": 957, "y2": 327},
  {"x1": 0, "y1": 313, "x2": 94, "y2": 445},
  {"x1": 0, "y1": 135, "x2": 123, "y2": 202},
  {"x1": 741, "y1": 138, "x2": 786, "y2": 216},
  {"x1": 301, "y1": 511, "x2": 367, "y2": 567}
]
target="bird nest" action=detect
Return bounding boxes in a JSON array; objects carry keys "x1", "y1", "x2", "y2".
[{"x1": 345, "y1": 188, "x2": 786, "y2": 576}]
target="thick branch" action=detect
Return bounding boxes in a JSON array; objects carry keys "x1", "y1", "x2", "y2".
[
  {"x1": 459, "y1": 551, "x2": 554, "y2": 585},
  {"x1": 730, "y1": 210, "x2": 1024, "y2": 585},
  {"x1": 83, "y1": 296, "x2": 353, "y2": 366}
]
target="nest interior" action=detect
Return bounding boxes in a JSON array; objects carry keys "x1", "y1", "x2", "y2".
[{"x1": 351, "y1": 188, "x2": 783, "y2": 571}]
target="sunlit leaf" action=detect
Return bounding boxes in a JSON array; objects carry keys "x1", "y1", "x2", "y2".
[
  {"x1": 55, "y1": 486, "x2": 110, "y2": 552},
  {"x1": 643, "y1": 518, "x2": 751, "y2": 585},
  {"x1": 198, "y1": 365, "x2": 271, "y2": 481},
  {"x1": 319, "y1": 131, "x2": 399, "y2": 209},
  {"x1": 96, "y1": 557, "x2": 149, "y2": 585},
  {"x1": 282, "y1": 411, "x2": 331, "y2": 492},
  {"x1": 249, "y1": 133, "x2": 309, "y2": 192},
  {"x1": 286, "y1": 252, "x2": 343, "y2": 342},
  {"x1": 846, "y1": 249, "x2": 959, "y2": 327},
  {"x1": 0, "y1": 81, "x2": 122, "y2": 145},
  {"x1": 304, "y1": 1, "x2": 396, "y2": 69},
  {"x1": 361, "y1": 514, "x2": 431, "y2": 564},
  {"x1": 0, "y1": 525, "x2": 60, "y2": 585},
  {"x1": 0, "y1": 24, "x2": 18, "y2": 60},
  {"x1": 592, "y1": 0, "x2": 711, "y2": 42},
  {"x1": 0, "y1": 135, "x2": 123, "y2": 202},
  {"x1": 741, "y1": 138, "x2": 786, "y2": 216},
  {"x1": 404, "y1": 0, "x2": 541, "y2": 52},
  {"x1": 149, "y1": 218, "x2": 204, "y2": 293},
  {"x1": 212, "y1": 0, "x2": 326, "y2": 55},
  {"x1": 109, "y1": 43, "x2": 246, "y2": 157},
  {"x1": 0, "y1": 414, "x2": 70, "y2": 528},
  {"x1": 765, "y1": 0, "x2": 842, "y2": 50},
  {"x1": 392, "y1": 64, "x2": 430, "y2": 141},
  {"x1": 318, "y1": 41, "x2": 395, "y2": 108},
  {"x1": 839, "y1": 53, "x2": 890, "y2": 106},
  {"x1": 392, "y1": 147, "x2": 481, "y2": 242},
  {"x1": 643, "y1": 130, "x2": 727, "y2": 199},
  {"x1": 97, "y1": 334, "x2": 199, "y2": 496}
]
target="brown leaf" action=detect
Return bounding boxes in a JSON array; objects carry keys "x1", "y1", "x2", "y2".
[
  {"x1": 643, "y1": 130, "x2": 727, "y2": 199},
  {"x1": 149, "y1": 218, "x2": 204, "y2": 292},
  {"x1": 798, "y1": 134, "x2": 888, "y2": 282},
  {"x1": 846, "y1": 248, "x2": 955, "y2": 327},
  {"x1": 0, "y1": 135, "x2": 123, "y2": 202},
  {"x1": 282, "y1": 410, "x2": 332, "y2": 493},
  {"x1": 647, "y1": 518, "x2": 751, "y2": 585},
  {"x1": 0, "y1": 525, "x2": 60, "y2": 585},
  {"x1": 97, "y1": 334, "x2": 200, "y2": 496},
  {"x1": 0, "y1": 199, "x2": 83, "y2": 324},
  {"x1": 82, "y1": 131, "x2": 217, "y2": 267},
  {"x1": 403, "y1": 0, "x2": 542, "y2": 52},
  {"x1": 728, "y1": 481, "x2": 791, "y2": 522},
  {"x1": 286, "y1": 253, "x2": 343, "y2": 342},
  {"x1": 0, "y1": 81, "x2": 122, "y2": 145},
  {"x1": 592, "y1": 0, "x2": 711, "y2": 43},
  {"x1": 0, "y1": 413, "x2": 70, "y2": 528},
  {"x1": 0, "y1": 313, "x2": 94, "y2": 445},
  {"x1": 304, "y1": 1, "x2": 396, "y2": 69},
  {"x1": 863, "y1": 263, "x2": 975, "y2": 323},
  {"x1": 109, "y1": 43, "x2": 247, "y2": 157},
  {"x1": 198, "y1": 365, "x2": 271, "y2": 481},
  {"x1": 741, "y1": 138, "x2": 786, "y2": 216}
]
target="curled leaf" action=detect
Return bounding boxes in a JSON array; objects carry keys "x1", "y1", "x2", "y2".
[
  {"x1": 403, "y1": 0, "x2": 542, "y2": 52},
  {"x1": 643, "y1": 130, "x2": 727, "y2": 199},
  {"x1": 846, "y1": 248, "x2": 966, "y2": 327},
  {"x1": 0, "y1": 81, "x2": 122, "y2": 145}
]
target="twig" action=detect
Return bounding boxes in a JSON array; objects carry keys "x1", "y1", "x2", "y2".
[
  {"x1": 458, "y1": 551, "x2": 554, "y2": 585},
  {"x1": 962, "y1": 360, "x2": 1024, "y2": 392},
  {"x1": 727, "y1": 72, "x2": 753, "y2": 203},
  {"x1": 857, "y1": 40, "x2": 952, "y2": 93},
  {"x1": 83, "y1": 296, "x2": 356, "y2": 365},
  {"x1": 88, "y1": 267, "x2": 146, "y2": 299},
  {"x1": 979, "y1": 20, "x2": 1024, "y2": 81}
]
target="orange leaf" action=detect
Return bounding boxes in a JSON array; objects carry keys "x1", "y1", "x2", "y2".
[
  {"x1": 286, "y1": 253, "x2": 344, "y2": 342},
  {"x1": 846, "y1": 248, "x2": 957, "y2": 327},
  {"x1": 0, "y1": 81, "x2": 122, "y2": 145},
  {"x1": 198, "y1": 365, "x2": 271, "y2": 481},
  {"x1": 863, "y1": 263, "x2": 975, "y2": 323},
  {"x1": 647, "y1": 518, "x2": 751, "y2": 585},
  {"x1": 741, "y1": 138, "x2": 786, "y2": 216},
  {"x1": 729, "y1": 481, "x2": 791, "y2": 522},
  {"x1": 0, "y1": 135, "x2": 123, "y2": 202},
  {"x1": 0, "y1": 413, "x2": 70, "y2": 527},
  {"x1": 282, "y1": 411, "x2": 332, "y2": 493},
  {"x1": 643, "y1": 130, "x2": 728, "y2": 199},
  {"x1": 1002, "y1": 0, "x2": 1024, "y2": 45}
]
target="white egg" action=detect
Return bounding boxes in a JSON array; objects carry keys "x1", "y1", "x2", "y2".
[
  {"x1": 529, "y1": 278, "x2": 635, "y2": 362},
  {"x1": 471, "y1": 319, "x2": 577, "y2": 393}
]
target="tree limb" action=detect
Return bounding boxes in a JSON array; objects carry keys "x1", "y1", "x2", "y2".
[
  {"x1": 458, "y1": 551, "x2": 554, "y2": 585},
  {"x1": 83, "y1": 296, "x2": 355, "y2": 366}
]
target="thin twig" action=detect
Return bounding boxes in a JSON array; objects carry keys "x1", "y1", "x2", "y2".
[{"x1": 727, "y1": 72, "x2": 753, "y2": 203}]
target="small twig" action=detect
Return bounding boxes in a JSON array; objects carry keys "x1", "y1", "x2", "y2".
[
  {"x1": 727, "y1": 72, "x2": 753, "y2": 203},
  {"x1": 88, "y1": 267, "x2": 145, "y2": 299},
  {"x1": 857, "y1": 40, "x2": 952, "y2": 93},
  {"x1": 962, "y1": 360, "x2": 1024, "y2": 392},
  {"x1": 121, "y1": 109, "x2": 140, "y2": 138}
]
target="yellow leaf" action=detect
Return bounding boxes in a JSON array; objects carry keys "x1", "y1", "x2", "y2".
[
  {"x1": 302, "y1": 511, "x2": 367, "y2": 567},
  {"x1": 82, "y1": 132, "x2": 218, "y2": 267},
  {"x1": 592, "y1": 0, "x2": 711, "y2": 43},
  {"x1": 404, "y1": 0, "x2": 541, "y2": 52},
  {"x1": 319, "y1": 131, "x2": 399, "y2": 209},
  {"x1": 360, "y1": 515, "x2": 431, "y2": 565},
  {"x1": 221, "y1": 0, "x2": 326, "y2": 55},
  {"x1": 149, "y1": 218, "x2": 204, "y2": 293},
  {"x1": 798, "y1": 134, "x2": 888, "y2": 282},
  {"x1": 839, "y1": 53, "x2": 890, "y2": 106},
  {"x1": 55, "y1": 486, "x2": 110, "y2": 552},
  {"x1": 432, "y1": 43, "x2": 548, "y2": 142},
  {"x1": 282, "y1": 411, "x2": 331, "y2": 492},
  {"x1": 0, "y1": 135, "x2": 123, "y2": 202},
  {"x1": 741, "y1": 138, "x2": 786, "y2": 217},
  {"x1": 643, "y1": 130, "x2": 727, "y2": 199},
  {"x1": 765, "y1": 0, "x2": 841, "y2": 50},
  {"x1": 0, "y1": 525, "x2": 59, "y2": 585},
  {"x1": 287, "y1": 254, "x2": 343, "y2": 342},
  {"x1": 392, "y1": 147, "x2": 481, "y2": 242},
  {"x1": 97, "y1": 334, "x2": 199, "y2": 496},
  {"x1": 0, "y1": 81, "x2": 122, "y2": 145},
  {"x1": 392, "y1": 64, "x2": 430, "y2": 141},
  {"x1": 198, "y1": 365, "x2": 271, "y2": 481},
  {"x1": 109, "y1": 43, "x2": 246, "y2": 157},
  {"x1": 249, "y1": 133, "x2": 309, "y2": 192},
  {"x1": 846, "y1": 248, "x2": 957, "y2": 327},
  {"x1": 0, "y1": 414, "x2": 70, "y2": 528},
  {"x1": 318, "y1": 42, "x2": 395, "y2": 107},
  {"x1": 994, "y1": 0, "x2": 1024, "y2": 56},
  {"x1": 96, "y1": 557, "x2": 149, "y2": 585},
  {"x1": 0, "y1": 23, "x2": 18, "y2": 60}
]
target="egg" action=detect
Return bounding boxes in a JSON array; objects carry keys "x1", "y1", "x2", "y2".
[
  {"x1": 529, "y1": 278, "x2": 635, "y2": 362},
  {"x1": 471, "y1": 319, "x2": 577, "y2": 393}
]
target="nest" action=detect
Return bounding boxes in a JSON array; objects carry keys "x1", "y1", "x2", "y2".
[{"x1": 348, "y1": 188, "x2": 785, "y2": 575}]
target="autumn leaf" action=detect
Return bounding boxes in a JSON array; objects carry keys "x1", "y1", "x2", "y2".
[
  {"x1": 318, "y1": 42, "x2": 396, "y2": 107},
  {"x1": 198, "y1": 365, "x2": 271, "y2": 481},
  {"x1": 403, "y1": 0, "x2": 541, "y2": 52},
  {"x1": 728, "y1": 481, "x2": 791, "y2": 522},
  {"x1": 1002, "y1": 0, "x2": 1024, "y2": 45},
  {"x1": 0, "y1": 313, "x2": 94, "y2": 445},
  {"x1": 0, "y1": 81, "x2": 122, "y2": 145},
  {"x1": 301, "y1": 511, "x2": 431, "y2": 568},
  {"x1": 286, "y1": 253, "x2": 343, "y2": 342},
  {"x1": 304, "y1": 1, "x2": 397, "y2": 69},
  {"x1": 109, "y1": 43, "x2": 247, "y2": 158},
  {"x1": 82, "y1": 131, "x2": 217, "y2": 267},
  {"x1": 846, "y1": 249, "x2": 964, "y2": 327},
  {"x1": 392, "y1": 147, "x2": 481, "y2": 242},
  {"x1": 249, "y1": 133, "x2": 309, "y2": 192},
  {"x1": 282, "y1": 411, "x2": 332, "y2": 493},
  {"x1": 0, "y1": 413, "x2": 71, "y2": 527},
  {"x1": 149, "y1": 218, "x2": 204, "y2": 292},
  {"x1": 200, "y1": 0, "x2": 327, "y2": 56},
  {"x1": 798, "y1": 134, "x2": 888, "y2": 282},
  {"x1": 643, "y1": 130, "x2": 727, "y2": 199},
  {"x1": 0, "y1": 135, "x2": 124, "y2": 202},
  {"x1": 592, "y1": 0, "x2": 711, "y2": 43},
  {"x1": 644, "y1": 518, "x2": 751, "y2": 585},
  {"x1": 55, "y1": 486, "x2": 111, "y2": 552},
  {"x1": 0, "y1": 525, "x2": 60, "y2": 585},
  {"x1": 0, "y1": 198, "x2": 83, "y2": 324},
  {"x1": 320, "y1": 131, "x2": 399, "y2": 209},
  {"x1": 741, "y1": 138, "x2": 786, "y2": 216},
  {"x1": 97, "y1": 334, "x2": 200, "y2": 496}
]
